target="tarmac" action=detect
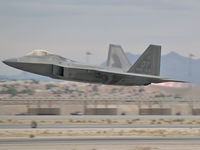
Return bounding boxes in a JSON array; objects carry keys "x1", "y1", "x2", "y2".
[
  {"x1": 1, "y1": 115, "x2": 200, "y2": 119},
  {"x1": 1, "y1": 136, "x2": 200, "y2": 150},
  {"x1": 1, "y1": 124, "x2": 200, "y2": 129},
  {"x1": 0, "y1": 116, "x2": 200, "y2": 149},
  {"x1": 1, "y1": 137, "x2": 200, "y2": 144}
]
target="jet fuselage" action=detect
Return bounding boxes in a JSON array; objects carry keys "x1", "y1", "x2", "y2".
[{"x1": 3, "y1": 45, "x2": 185, "y2": 86}]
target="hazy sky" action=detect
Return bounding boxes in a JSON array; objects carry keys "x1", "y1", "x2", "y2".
[{"x1": 0, "y1": 0, "x2": 200, "y2": 75}]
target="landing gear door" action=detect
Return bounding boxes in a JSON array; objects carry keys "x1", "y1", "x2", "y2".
[{"x1": 52, "y1": 65, "x2": 64, "y2": 77}]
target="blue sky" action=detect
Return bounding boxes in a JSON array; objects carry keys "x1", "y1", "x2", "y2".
[{"x1": 0, "y1": 0, "x2": 200, "y2": 75}]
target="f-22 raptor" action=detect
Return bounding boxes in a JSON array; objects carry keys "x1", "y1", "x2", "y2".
[{"x1": 3, "y1": 44, "x2": 185, "y2": 86}]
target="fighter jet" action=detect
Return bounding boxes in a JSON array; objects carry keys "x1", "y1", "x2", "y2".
[{"x1": 3, "y1": 44, "x2": 185, "y2": 86}]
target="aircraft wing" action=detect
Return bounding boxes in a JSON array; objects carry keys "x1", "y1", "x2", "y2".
[{"x1": 66, "y1": 65, "x2": 186, "y2": 85}]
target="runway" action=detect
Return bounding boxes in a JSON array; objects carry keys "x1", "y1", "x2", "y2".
[
  {"x1": 1, "y1": 137, "x2": 200, "y2": 145},
  {"x1": 1, "y1": 114, "x2": 200, "y2": 150},
  {"x1": 1, "y1": 124, "x2": 200, "y2": 129},
  {"x1": 1, "y1": 115, "x2": 200, "y2": 119},
  {"x1": 1, "y1": 115, "x2": 200, "y2": 129}
]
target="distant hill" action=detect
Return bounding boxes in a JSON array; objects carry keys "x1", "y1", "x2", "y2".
[
  {"x1": 102, "y1": 52, "x2": 200, "y2": 84},
  {"x1": 161, "y1": 52, "x2": 200, "y2": 83}
]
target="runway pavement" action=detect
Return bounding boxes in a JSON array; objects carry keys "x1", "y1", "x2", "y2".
[
  {"x1": 1, "y1": 137, "x2": 200, "y2": 145},
  {"x1": 1, "y1": 123, "x2": 200, "y2": 129},
  {"x1": 1, "y1": 116, "x2": 200, "y2": 150},
  {"x1": 1, "y1": 115, "x2": 200, "y2": 120},
  {"x1": 1, "y1": 115, "x2": 200, "y2": 129}
]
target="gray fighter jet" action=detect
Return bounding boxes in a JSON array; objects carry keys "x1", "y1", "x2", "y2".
[{"x1": 3, "y1": 44, "x2": 185, "y2": 86}]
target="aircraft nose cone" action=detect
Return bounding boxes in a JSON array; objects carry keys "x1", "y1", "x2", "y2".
[{"x1": 2, "y1": 58, "x2": 18, "y2": 67}]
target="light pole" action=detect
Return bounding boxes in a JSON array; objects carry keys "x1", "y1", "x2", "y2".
[
  {"x1": 188, "y1": 53, "x2": 194, "y2": 87},
  {"x1": 188, "y1": 54, "x2": 194, "y2": 78},
  {"x1": 86, "y1": 52, "x2": 92, "y2": 63},
  {"x1": 188, "y1": 53, "x2": 194, "y2": 114}
]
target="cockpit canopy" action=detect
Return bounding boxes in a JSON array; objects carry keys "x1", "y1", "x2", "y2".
[
  {"x1": 25, "y1": 49, "x2": 76, "y2": 63},
  {"x1": 26, "y1": 50, "x2": 53, "y2": 56}
]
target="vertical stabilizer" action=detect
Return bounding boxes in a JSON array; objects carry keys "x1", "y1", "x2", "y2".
[
  {"x1": 128, "y1": 45, "x2": 161, "y2": 76},
  {"x1": 107, "y1": 44, "x2": 131, "y2": 71}
]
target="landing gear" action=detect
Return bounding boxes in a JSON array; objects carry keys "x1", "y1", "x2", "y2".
[{"x1": 144, "y1": 83, "x2": 151, "y2": 86}]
